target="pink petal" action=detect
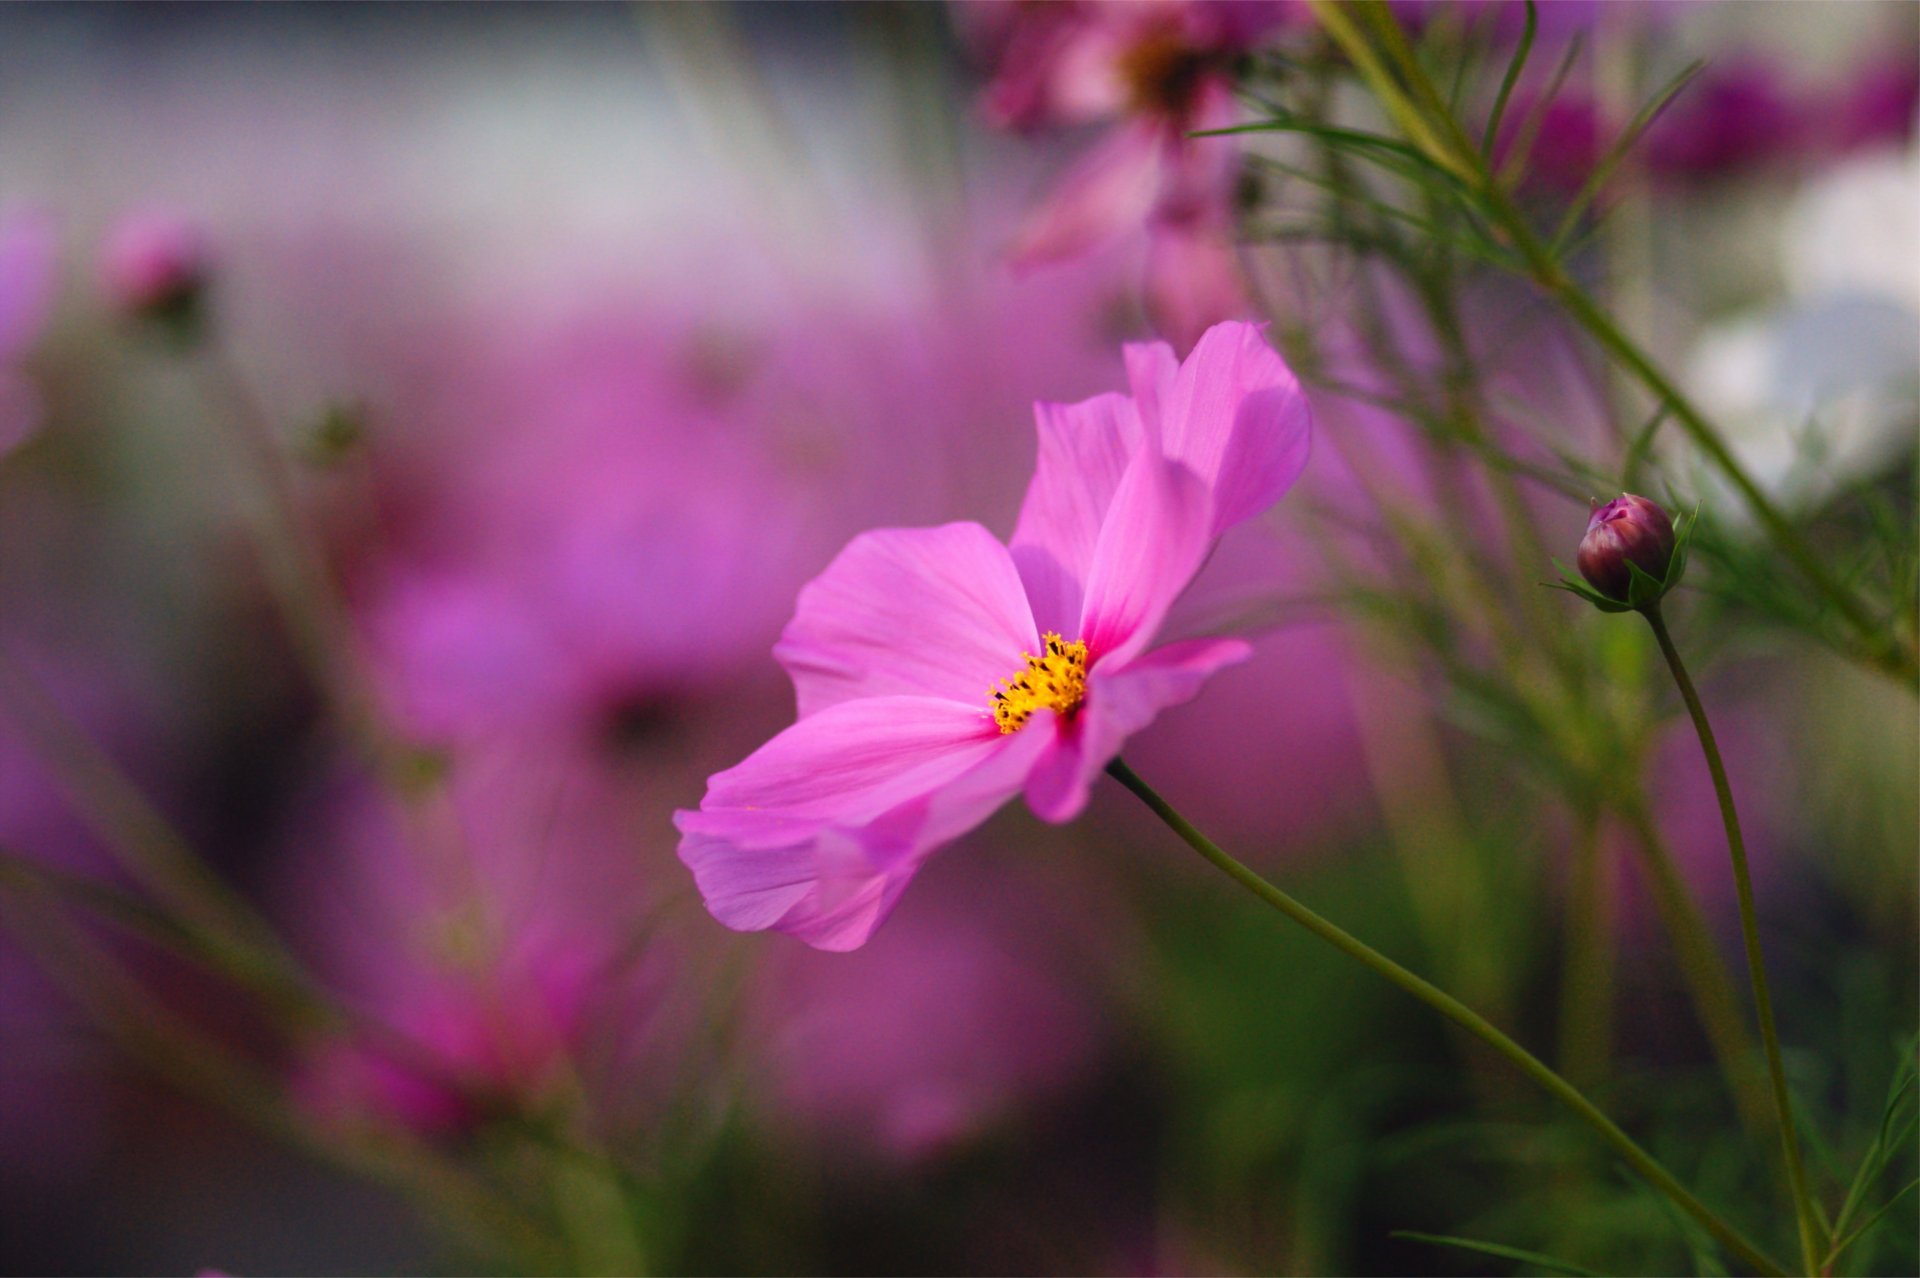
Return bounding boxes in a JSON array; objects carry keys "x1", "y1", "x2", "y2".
[
  {"x1": 1123, "y1": 339, "x2": 1179, "y2": 441},
  {"x1": 1009, "y1": 391, "x2": 1147, "y2": 636},
  {"x1": 697, "y1": 695, "x2": 1006, "y2": 827},
  {"x1": 677, "y1": 811, "x2": 925, "y2": 951},
  {"x1": 777, "y1": 523, "x2": 1039, "y2": 718},
  {"x1": 678, "y1": 719, "x2": 1051, "y2": 950},
  {"x1": 1009, "y1": 121, "x2": 1166, "y2": 269},
  {"x1": 1075, "y1": 448, "x2": 1212, "y2": 667},
  {"x1": 1158, "y1": 321, "x2": 1313, "y2": 536},
  {"x1": 1024, "y1": 637, "x2": 1252, "y2": 822}
]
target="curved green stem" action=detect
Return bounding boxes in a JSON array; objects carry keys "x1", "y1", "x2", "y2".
[
  {"x1": 1306, "y1": 0, "x2": 1917, "y2": 690},
  {"x1": 1105, "y1": 756, "x2": 1786, "y2": 1277},
  {"x1": 1643, "y1": 605, "x2": 1824, "y2": 1274}
]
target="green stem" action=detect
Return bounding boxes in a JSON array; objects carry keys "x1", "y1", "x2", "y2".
[
  {"x1": 1643, "y1": 606, "x2": 1824, "y2": 1273},
  {"x1": 1556, "y1": 804, "x2": 1615, "y2": 1089},
  {"x1": 1105, "y1": 756, "x2": 1786, "y2": 1278}
]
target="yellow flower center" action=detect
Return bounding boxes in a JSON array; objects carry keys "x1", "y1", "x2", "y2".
[{"x1": 988, "y1": 632, "x2": 1089, "y2": 734}]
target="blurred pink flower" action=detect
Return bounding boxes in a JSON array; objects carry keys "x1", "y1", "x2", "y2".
[
  {"x1": 98, "y1": 208, "x2": 210, "y2": 321},
  {"x1": 349, "y1": 265, "x2": 1125, "y2": 757},
  {"x1": 1645, "y1": 56, "x2": 1804, "y2": 184},
  {"x1": 966, "y1": 1, "x2": 1291, "y2": 345},
  {"x1": 676, "y1": 320, "x2": 1312, "y2": 951},
  {"x1": 1830, "y1": 49, "x2": 1919, "y2": 154},
  {"x1": 754, "y1": 857, "x2": 1110, "y2": 1164},
  {"x1": 0, "y1": 209, "x2": 57, "y2": 457},
  {"x1": 1494, "y1": 88, "x2": 1607, "y2": 198},
  {"x1": 352, "y1": 310, "x2": 830, "y2": 752},
  {"x1": 279, "y1": 749, "x2": 677, "y2": 1137}
]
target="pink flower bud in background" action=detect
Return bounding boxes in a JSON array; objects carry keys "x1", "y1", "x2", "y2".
[
  {"x1": 1576, "y1": 493, "x2": 1676, "y2": 602},
  {"x1": 99, "y1": 209, "x2": 210, "y2": 324}
]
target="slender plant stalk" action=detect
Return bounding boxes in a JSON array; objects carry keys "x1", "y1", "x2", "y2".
[
  {"x1": 1556, "y1": 804, "x2": 1615, "y2": 1088},
  {"x1": 1105, "y1": 757, "x2": 1787, "y2": 1278},
  {"x1": 1643, "y1": 605, "x2": 1824, "y2": 1273},
  {"x1": 196, "y1": 348, "x2": 405, "y2": 774}
]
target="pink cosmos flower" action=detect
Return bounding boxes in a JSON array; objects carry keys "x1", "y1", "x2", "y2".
[
  {"x1": 965, "y1": 1, "x2": 1294, "y2": 345},
  {"x1": 676, "y1": 320, "x2": 1312, "y2": 950}
]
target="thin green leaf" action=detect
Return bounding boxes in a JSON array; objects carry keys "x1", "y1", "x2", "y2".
[
  {"x1": 1494, "y1": 30, "x2": 1585, "y2": 191},
  {"x1": 1832, "y1": 1057, "x2": 1919, "y2": 1239},
  {"x1": 1548, "y1": 59, "x2": 1706, "y2": 255},
  {"x1": 1480, "y1": 0, "x2": 1538, "y2": 157},
  {"x1": 1390, "y1": 1230, "x2": 1603, "y2": 1277},
  {"x1": 1622, "y1": 402, "x2": 1673, "y2": 490},
  {"x1": 1826, "y1": 1177, "x2": 1920, "y2": 1270}
]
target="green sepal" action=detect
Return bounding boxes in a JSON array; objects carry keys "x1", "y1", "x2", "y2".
[
  {"x1": 1625, "y1": 558, "x2": 1666, "y2": 608},
  {"x1": 1664, "y1": 506, "x2": 1696, "y2": 591},
  {"x1": 1546, "y1": 559, "x2": 1634, "y2": 612}
]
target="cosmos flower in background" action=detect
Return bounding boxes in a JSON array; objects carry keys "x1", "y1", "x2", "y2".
[
  {"x1": 962, "y1": 0, "x2": 1296, "y2": 347},
  {"x1": 1830, "y1": 46, "x2": 1919, "y2": 154},
  {"x1": 0, "y1": 209, "x2": 56, "y2": 457},
  {"x1": 353, "y1": 310, "x2": 820, "y2": 755},
  {"x1": 277, "y1": 750, "x2": 682, "y2": 1137},
  {"x1": 752, "y1": 854, "x2": 1113, "y2": 1165},
  {"x1": 1642, "y1": 55, "x2": 1805, "y2": 184},
  {"x1": 677, "y1": 320, "x2": 1312, "y2": 951}
]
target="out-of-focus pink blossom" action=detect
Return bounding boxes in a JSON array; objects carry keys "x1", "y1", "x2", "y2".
[
  {"x1": 677, "y1": 321, "x2": 1313, "y2": 951},
  {"x1": 1646, "y1": 57, "x2": 1803, "y2": 184},
  {"x1": 1495, "y1": 89, "x2": 1607, "y2": 198},
  {"x1": 966, "y1": 1, "x2": 1292, "y2": 346},
  {"x1": 297, "y1": 952, "x2": 597, "y2": 1135},
  {"x1": 99, "y1": 209, "x2": 211, "y2": 322},
  {"x1": 1830, "y1": 51, "x2": 1919, "y2": 154},
  {"x1": 0, "y1": 210, "x2": 57, "y2": 457},
  {"x1": 351, "y1": 259, "x2": 1126, "y2": 758},
  {"x1": 753, "y1": 857, "x2": 1109, "y2": 1164},
  {"x1": 280, "y1": 751, "x2": 674, "y2": 1136}
]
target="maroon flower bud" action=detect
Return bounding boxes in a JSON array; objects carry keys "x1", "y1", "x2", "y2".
[{"x1": 1577, "y1": 493, "x2": 1676, "y2": 602}]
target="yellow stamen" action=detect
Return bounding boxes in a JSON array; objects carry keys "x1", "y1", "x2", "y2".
[{"x1": 988, "y1": 632, "x2": 1088, "y2": 734}]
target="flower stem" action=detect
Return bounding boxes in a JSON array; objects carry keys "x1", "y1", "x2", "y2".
[
  {"x1": 1556, "y1": 804, "x2": 1615, "y2": 1089},
  {"x1": 1642, "y1": 605, "x2": 1824, "y2": 1273},
  {"x1": 1105, "y1": 756, "x2": 1786, "y2": 1277}
]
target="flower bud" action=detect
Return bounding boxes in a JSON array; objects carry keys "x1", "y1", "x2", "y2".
[
  {"x1": 1577, "y1": 493, "x2": 1676, "y2": 603},
  {"x1": 99, "y1": 210, "x2": 210, "y2": 333}
]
